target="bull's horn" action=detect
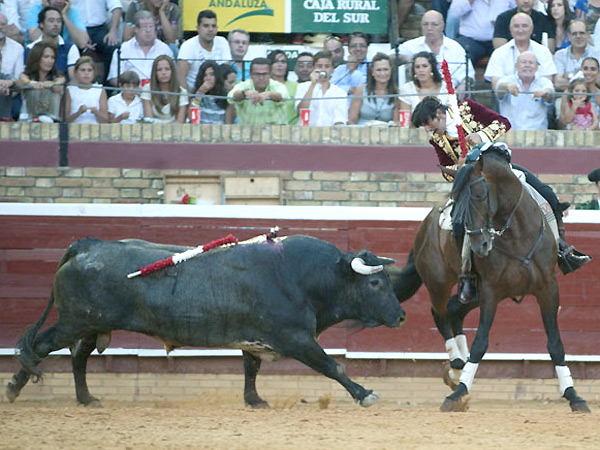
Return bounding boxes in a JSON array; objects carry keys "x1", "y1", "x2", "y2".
[
  {"x1": 437, "y1": 164, "x2": 457, "y2": 178},
  {"x1": 351, "y1": 257, "x2": 383, "y2": 275}
]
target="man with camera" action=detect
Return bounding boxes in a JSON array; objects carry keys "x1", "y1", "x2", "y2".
[{"x1": 295, "y1": 50, "x2": 348, "y2": 126}]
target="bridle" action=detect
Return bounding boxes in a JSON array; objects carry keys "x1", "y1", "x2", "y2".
[{"x1": 463, "y1": 173, "x2": 547, "y2": 301}]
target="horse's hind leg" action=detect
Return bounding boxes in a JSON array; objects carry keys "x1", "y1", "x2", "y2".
[
  {"x1": 71, "y1": 334, "x2": 101, "y2": 406},
  {"x1": 537, "y1": 289, "x2": 591, "y2": 413}
]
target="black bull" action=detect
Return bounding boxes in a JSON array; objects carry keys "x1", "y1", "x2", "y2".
[{"x1": 7, "y1": 235, "x2": 405, "y2": 407}]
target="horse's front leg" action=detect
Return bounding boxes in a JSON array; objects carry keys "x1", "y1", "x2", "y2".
[
  {"x1": 441, "y1": 287, "x2": 498, "y2": 412},
  {"x1": 536, "y1": 287, "x2": 591, "y2": 413}
]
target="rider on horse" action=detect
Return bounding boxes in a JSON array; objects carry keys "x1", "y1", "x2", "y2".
[{"x1": 412, "y1": 96, "x2": 591, "y2": 302}]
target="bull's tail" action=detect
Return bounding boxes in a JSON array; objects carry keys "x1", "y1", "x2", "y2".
[
  {"x1": 388, "y1": 250, "x2": 422, "y2": 304},
  {"x1": 17, "y1": 243, "x2": 79, "y2": 380}
]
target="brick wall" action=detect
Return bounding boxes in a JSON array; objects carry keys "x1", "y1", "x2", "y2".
[{"x1": 1, "y1": 123, "x2": 598, "y2": 206}]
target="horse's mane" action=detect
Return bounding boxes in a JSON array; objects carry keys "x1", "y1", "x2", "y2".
[{"x1": 450, "y1": 164, "x2": 475, "y2": 230}]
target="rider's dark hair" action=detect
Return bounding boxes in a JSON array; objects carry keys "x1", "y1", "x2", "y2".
[{"x1": 411, "y1": 96, "x2": 447, "y2": 128}]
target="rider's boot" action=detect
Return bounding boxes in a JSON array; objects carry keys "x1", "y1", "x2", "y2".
[
  {"x1": 556, "y1": 215, "x2": 591, "y2": 274},
  {"x1": 458, "y1": 273, "x2": 478, "y2": 304}
]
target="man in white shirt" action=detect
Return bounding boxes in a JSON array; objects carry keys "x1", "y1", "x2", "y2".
[
  {"x1": 296, "y1": 50, "x2": 348, "y2": 126},
  {"x1": 0, "y1": 12, "x2": 24, "y2": 81},
  {"x1": 396, "y1": 10, "x2": 474, "y2": 91},
  {"x1": 107, "y1": 10, "x2": 173, "y2": 86},
  {"x1": 72, "y1": 0, "x2": 121, "y2": 83},
  {"x1": 449, "y1": 0, "x2": 514, "y2": 63},
  {"x1": 484, "y1": 13, "x2": 556, "y2": 90},
  {"x1": 177, "y1": 9, "x2": 231, "y2": 92},
  {"x1": 0, "y1": 0, "x2": 26, "y2": 42},
  {"x1": 554, "y1": 20, "x2": 600, "y2": 91},
  {"x1": 495, "y1": 51, "x2": 554, "y2": 130}
]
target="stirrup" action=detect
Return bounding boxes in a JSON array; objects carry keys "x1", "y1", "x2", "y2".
[
  {"x1": 458, "y1": 274, "x2": 478, "y2": 304},
  {"x1": 558, "y1": 246, "x2": 592, "y2": 275}
]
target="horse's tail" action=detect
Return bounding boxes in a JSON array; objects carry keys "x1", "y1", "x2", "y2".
[
  {"x1": 17, "y1": 242, "x2": 79, "y2": 380},
  {"x1": 388, "y1": 250, "x2": 423, "y2": 304}
]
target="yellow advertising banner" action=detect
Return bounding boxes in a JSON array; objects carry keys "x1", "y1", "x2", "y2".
[{"x1": 182, "y1": 0, "x2": 288, "y2": 33}]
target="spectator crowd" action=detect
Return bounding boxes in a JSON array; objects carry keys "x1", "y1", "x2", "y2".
[{"x1": 1, "y1": 1, "x2": 600, "y2": 130}]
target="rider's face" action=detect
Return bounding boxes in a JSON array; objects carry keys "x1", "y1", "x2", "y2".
[{"x1": 423, "y1": 109, "x2": 446, "y2": 134}]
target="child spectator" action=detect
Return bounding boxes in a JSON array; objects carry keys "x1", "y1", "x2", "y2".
[
  {"x1": 141, "y1": 54, "x2": 187, "y2": 123},
  {"x1": 16, "y1": 41, "x2": 65, "y2": 122},
  {"x1": 189, "y1": 60, "x2": 230, "y2": 124},
  {"x1": 108, "y1": 70, "x2": 144, "y2": 123},
  {"x1": 65, "y1": 56, "x2": 108, "y2": 123},
  {"x1": 220, "y1": 63, "x2": 237, "y2": 92},
  {"x1": 559, "y1": 78, "x2": 599, "y2": 129}
]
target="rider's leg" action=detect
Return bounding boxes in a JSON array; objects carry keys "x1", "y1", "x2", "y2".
[{"x1": 512, "y1": 164, "x2": 591, "y2": 273}]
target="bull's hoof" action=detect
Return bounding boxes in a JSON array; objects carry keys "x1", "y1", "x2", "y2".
[
  {"x1": 570, "y1": 400, "x2": 591, "y2": 414},
  {"x1": 442, "y1": 362, "x2": 460, "y2": 391},
  {"x1": 359, "y1": 390, "x2": 380, "y2": 407},
  {"x1": 440, "y1": 394, "x2": 470, "y2": 412},
  {"x1": 6, "y1": 381, "x2": 20, "y2": 403},
  {"x1": 77, "y1": 395, "x2": 101, "y2": 407}
]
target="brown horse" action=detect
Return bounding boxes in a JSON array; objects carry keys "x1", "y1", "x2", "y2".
[{"x1": 392, "y1": 146, "x2": 590, "y2": 413}]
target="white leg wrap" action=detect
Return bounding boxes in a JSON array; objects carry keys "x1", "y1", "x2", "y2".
[
  {"x1": 556, "y1": 365, "x2": 574, "y2": 396},
  {"x1": 455, "y1": 334, "x2": 469, "y2": 361},
  {"x1": 445, "y1": 338, "x2": 463, "y2": 361},
  {"x1": 459, "y1": 362, "x2": 479, "y2": 392}
]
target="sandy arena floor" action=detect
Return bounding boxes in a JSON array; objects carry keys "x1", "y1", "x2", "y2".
[{"x1": 1, "y1": 395, "x2": 597, "y2": 450}]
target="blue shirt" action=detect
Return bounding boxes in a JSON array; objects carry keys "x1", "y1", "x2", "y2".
[
  {"x1": 26, "y1": 4, "x2": 86, "y2": 45},
  {"x1": 331, "y1": 62, "x2": 367, "y2": 95},
  {"x1": 496, "y1": 74, "x2": 554, "y2": 130}
]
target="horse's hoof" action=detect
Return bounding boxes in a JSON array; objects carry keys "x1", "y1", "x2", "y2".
[
  {"x1": 6, "y1": 381, "x2": 20, "y2": 403},
  {"x1": 442, "y1": 362, "x2": 460, "y2": 391},
  {"x1": 570, "y1": 400, "x2": 591, "y2": 414},
  {"x1": 245, "y1": 399, "x2": 270, "y2": 409},
  {"x1": 360, "y1": 390, "x2": 380, "y2": 407},
  {"x1": 78, "y1": 396, "x2": 102, "y2": 407},
  {"x1": 440, "y1": 394, "x2": 470, "y2": 412}
]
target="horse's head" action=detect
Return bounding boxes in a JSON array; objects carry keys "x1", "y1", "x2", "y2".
[{"x1": 450, "y1": 145, "x2": 513, "y2": 257}]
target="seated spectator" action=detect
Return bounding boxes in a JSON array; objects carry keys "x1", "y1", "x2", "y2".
[
  {"x1": 0, "y1": 50, "x2": 14, "y2": 120},
  {"x1": 65, "y1": 56, "x2": 107, "y2": 123},
  {"x1": 141, "y1": 54, "x2": 187, "y2": 123},
  {"x1": 396, "y1": 10, "x2": 474, "y2": 94},
  {"x1": 107, "y1": 10, "x2": 173, "y2": 87},
  {"x1": 124, "y1": 0, "x2": 181, "y2": 56},
  {"x1": 349, "y1": 53, "x2": 399, "y2": 125},
  {"x1": 267, "y1": 50, "x2": 298, "y2": 125},
  {"x1": 575, "y1": 0, "x2": 600, "y2": 34},
  {"x1": 494, "y1": 0, "x2": 556, "y2": 53},
  {"x1": 227, "y1": 57, "x2": 289, "y2": 125},
  {"x1": 0, "y1": 12, "x2": 25, "y2": 84},
  {"x1": 26, "y1": 0, "x2": 89, "y2": 49},
  {"x1": 16, "y1": 41, "x2": 65, "y2": 122},
  {"x1": 108, "y1": 70, "x2": 144, "y2": 123},
  {"x1": 178, "y1": 9, "x2": 231, "y2": 92},
  {"x1": 579, "y1": 56, "x2": 600, "y2": 111},
  {"x1": 296, "y1": 50, "x2": 348, "y2": 126},
  {"x1": 323, "y1": 35, "x2": 344, "y2": 68},
  {"x1": 220, "y1": 63, "x2": 237, "y2": 92},
  {"x1": 294, "y1": 52, "x2": 314, "y2": 83},
  {"x1": 228, "y1": 28, "x2": 250, "y2": 81},
  {"x1": 485, "y1": 13, "x2": 557, "y2": 90},
  {"x1": 548, "y1": 0, "x2": 573, "y2": 51},
  {"x1": 0, "y1": 0, "x2": 29, "y2": 42},
  {"x1": 398, "y1": 51, "x2": 448, "y2": 114},
  {"x1": 449, "y1": 0, "x2": 514, "y2": 63},
  {"x1": 75, "y1": 0, "x2": 121, "y2": 83},
  {"x1": 576, "y1": 167, "x2": 600, "y2": 210},
  {"x1": 554, "y1": 20, "x2": 600, "y2": 91},
  {"x1": 495, "y1": 51, "x2": 555, "y2": 130},
  {"x1": 559, "y1": 78, "x2": 599, "y2": 129},
  {"x1": 189, "y1": 60, "x2": 231, "y2": 125},
  {"x1": 331, "y1": 32, "x2": 368, "y2": 97},
  {"x1": 25, "y1": 7, "x2": 80, "y2": 80}
]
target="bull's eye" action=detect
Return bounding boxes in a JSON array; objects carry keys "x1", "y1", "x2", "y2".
[{"x1": 369, "y1": 279, "x2": 380, "y2": 287}]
